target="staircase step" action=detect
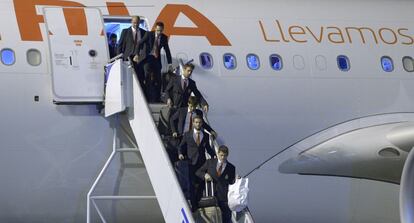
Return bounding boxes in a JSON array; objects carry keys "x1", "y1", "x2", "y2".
[
  {"x1": 148, "y1": 103, "x2": 167, "y2": 113},
  {"x1": 152, "y1": 113, "x2": 160, "y2": 122},
  {"x1": 117, "y1": 148, "x2": 140, "y2": 152}
]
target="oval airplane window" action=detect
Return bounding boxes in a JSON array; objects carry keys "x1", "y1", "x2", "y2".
[
  {"x1": 1, "y1": 48, "x2": 15, "y2": 66},
  {"x1": 223, "y1": 53, "x2": 237, "y2": 70},
  {"x1": 270, "y1": 54, "x2": 283, "y2": 71},
  {"x1": 246, "y1": 54, "x2": 260, "y2": 70},
  {"x1": 381, "y1": 56, "x2": 394, "y2": 72},
  {"x1": 200, "y1": 53, "x2": 213, "y2": 69},
  {"x1": 403, "y1": 56, "x2": 414, "y2": 72},
  {"x1": 337, "y1": 55, "x2": 350, "y2": 71},
  {"x1": 27, "y1": 49, "x2": 42, "y2": 66},
  {"x1": 293, "y1": 55, "x2": 305, "y2": 70},
  {"x1": 315, "y1": 55, "x2": 327, "y2": 71}
]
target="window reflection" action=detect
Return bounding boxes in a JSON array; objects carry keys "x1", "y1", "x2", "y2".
[{"x1": 223, "y1": 53, "x2": 236, "y2": 70}]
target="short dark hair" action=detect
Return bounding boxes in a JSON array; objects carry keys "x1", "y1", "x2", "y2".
[
  {"x1": 131, "y1": 16, "x2": 140, "y2": 21},
  {"x1": 188, "y1": 96, "x2": 198, "y2": 107},
  {"x1": 155, "y1": 21, "x2": 164, "y2": 28},
  {"x1": 218, "y1": 145, "x2": 229, "y2": 155},
  {"x1": 192, "y1": 114, "x2": 203, "y2": 121},
  {"x1": 183, "y1": 63, "x2": 195, "y2": 70},
  {"x1": 110, "y1": 33, "x2": 117, "y2": 39}
]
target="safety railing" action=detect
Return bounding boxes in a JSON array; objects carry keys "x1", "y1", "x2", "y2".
[
  {"x1": 108, "y1": 53, "x2": 123, "y2": 64},
  {"x1": 127, "y1": 62, "x2": 194, "y2": 223},
  {"x1": 86, "y1": 116, "x2": 154, "y2": 223}
]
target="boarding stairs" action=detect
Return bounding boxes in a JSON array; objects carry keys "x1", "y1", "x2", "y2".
[{"x1": 86, "y1": 59, "x2": 255, "y2": 222}]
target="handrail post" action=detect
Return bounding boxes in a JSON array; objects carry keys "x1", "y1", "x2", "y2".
[{"x1": 86, "y1": 115, "x2": 119, "y2": 223}]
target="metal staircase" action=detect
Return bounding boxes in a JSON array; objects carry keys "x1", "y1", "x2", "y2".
[
  {"x1": 86, "y1": 59, "x2": 255, "y2": 223},
  {"x1": 86, "y1": 116, "x2": 164, "y2": 223}
]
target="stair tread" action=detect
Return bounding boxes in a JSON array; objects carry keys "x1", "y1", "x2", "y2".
[{"x1": 148, "y1": 103, "x2": 167, "y2": 113}]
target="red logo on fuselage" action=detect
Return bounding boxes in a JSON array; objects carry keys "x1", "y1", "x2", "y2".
[{"x1": 13, "y1": 0, "x2": 231, "y2": 46}]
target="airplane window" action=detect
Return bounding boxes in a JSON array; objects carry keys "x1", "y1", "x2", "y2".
[
  {"x1": 246, "y1": 54, "x2": 260, "y2": 70},
  {"x1": 200, "y1": 53, "x2": 213, "y2": 69},
  {"x1": 27, "y1": 49, "x2": 42, "y2": 66},
  {"x1": 293, "y1": 55, "x2": 305, "y2": 70},
  {"x1": 381, "y1": 56, "x2": 393, "y2": 72},
  {"x1": 403, "y1": 56, "x2": 414, "y2": 72},
  {"x1": 223, "y1": 53, "x2": 237, "y2": 70},
  {"x1": 337, "y1": 55, "x2": 350, "y2": 71},
  {"x1": 315, "y1": 55, "x2": 327, "y2": 71},
  {"x1": 1, "y1": 49, "x2": 15, "y2": 66},
  {"x1": 270, "y1": 54, "x2": 283, "y2": 71}
]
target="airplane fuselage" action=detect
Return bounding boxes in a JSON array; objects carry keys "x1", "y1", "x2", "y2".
[{"x1": 1, "y1": 0, "x2": 413, "y2": 222}]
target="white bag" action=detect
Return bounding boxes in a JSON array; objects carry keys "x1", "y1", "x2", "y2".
[{"x1": 227, "y1": 177, "x2": 249, "y2": 212}]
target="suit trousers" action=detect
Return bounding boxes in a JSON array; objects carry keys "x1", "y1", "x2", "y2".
[
  {"x1": 219, "y1": 200, "x2": 232, "y2": 223},
  {"x1": 189, "y1": 159, "x2": 205, "y2": 212},
  {"x1": 130, "y1": 57, "x2": 146, "y2": 92},
  {"x1": 143, "y1": 55, "x2": 162, "y2": 102}
]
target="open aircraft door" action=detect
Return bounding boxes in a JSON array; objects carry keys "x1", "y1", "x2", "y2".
[{"x1": 44, "y1": 7, "x2": 108, "y2": 103}]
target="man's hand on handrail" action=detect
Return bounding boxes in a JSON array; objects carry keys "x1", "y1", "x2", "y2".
[
  {"x1": 203, "y1": 104, "x2": 209, "y2": 113},
  {"x1": 133, "y1": 55, "x2": 140, "y2": 63},
  {"x1": 167, "y1": 98, "x2": 173, "y2": 108}
]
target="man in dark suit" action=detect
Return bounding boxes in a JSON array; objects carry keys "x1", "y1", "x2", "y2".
[
  {"x1": 108, "y1": 33, "x2": 118, "y2": 59},
  {"x1": 178, "y1": 115, "x2": 215, "y2": 211},
  {"x1": 140, "y1": 21, "x2": 173, "y2": 102},
  {"x1": 141, "y1": 22, "x2": 173, "y2": 76},
  {"x1": 117, "y1": 16, "x2": 147, "y2": 89},
  {"x1": 196, "y1": 145, "x2": 236, "y2": 223},
  {"x1": 165, "y1": 63, "x2": 209, "y2": 112},
  {"x1": 170, "y1": 96, "x2": 216, "y2": 139}
]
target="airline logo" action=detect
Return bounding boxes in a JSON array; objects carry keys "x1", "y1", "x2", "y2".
[
  {"x1": 13, "y1": 0, "x2": 231, "y2": 46},
  {"x1": 259, "y1": 19, "x2": 414, "y2": 46}
]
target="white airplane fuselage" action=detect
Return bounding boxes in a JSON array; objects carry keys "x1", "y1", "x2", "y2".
[{"x1": 1, "y1": 0, "x2": 413, "y2": 222}]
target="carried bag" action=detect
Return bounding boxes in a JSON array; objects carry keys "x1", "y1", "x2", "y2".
[
  {"x1": 196, "y1": 180, "x2": 222, "y2": 223},
  {"x1": 198, "y1": 181, "x2": 218, "y2": 208},
  {"x1": 228, "y1": 177, "x2": 249, "y2": 212}
]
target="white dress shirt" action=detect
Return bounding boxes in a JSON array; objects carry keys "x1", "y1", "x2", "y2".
[
  {"x1": 217, "y1": 159, "x2": 227, "y2": 174},
  {"x1": 131, "y1": 27, "x2": 140, "y2": 42},
  {"x1": 193, "y1": 129, "x2": 204, "y2": 144},
  {"x1": 181, "y1": 74, "x2": 188, "y2": 89}
]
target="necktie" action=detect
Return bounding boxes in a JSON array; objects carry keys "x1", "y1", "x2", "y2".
[
  {"x1": 153, "y1": 35, "x2": 160, "y2": 58},
  {"x1": 188, "y1": 112, "x2": 193, "y2": 130},
  {"x1": 133, "y1": 29, "x2": 137, "y2": 42},
  {"x1": 133, "y1": 29, "x2": 138, "y2": 52},
  {"x1": 183, "y1": 79, "x2": 188, "y2": 90},
  {"x1": 196, "y1": 132, "x2": 200, "y2": 146},
  {"x1": 217, "y1": 162, "x2": 224, "y2": 176}
]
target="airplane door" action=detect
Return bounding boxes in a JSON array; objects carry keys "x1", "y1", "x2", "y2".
[{"x1": 43, "y1": 7, "x2": 108, "y2": 103}]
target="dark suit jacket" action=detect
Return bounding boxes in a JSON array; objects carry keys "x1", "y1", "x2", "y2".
[
  {"x1": 165, "y1": 75, "x2": 208, "y2": 108},
  {"x1": 196, "y1": 159, "x2": 236, "y2": 202},
  {"x1": 170, "y1": 107, "x2": 214, "y2": 135},
  {"x1": 118, "y1": 27, "x2": 146, "y2": 60},
  {"x1": 139, "y1": 31, "x2": 172, "y2": 64},
  {"x1": 108, "y1": 43, "x2": 118, "y2": 59},
  {"x1": 179, "y1": 130, "x2": 215, "y2": 166}
]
